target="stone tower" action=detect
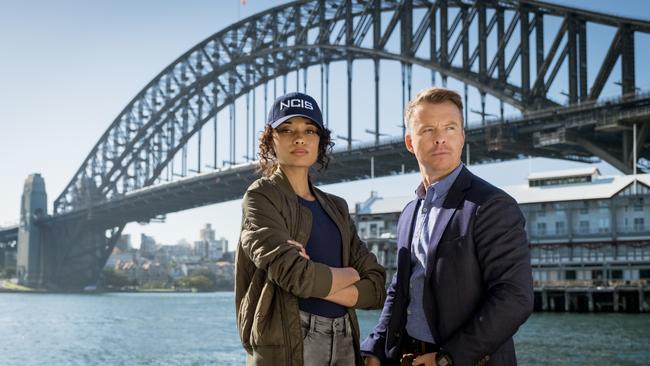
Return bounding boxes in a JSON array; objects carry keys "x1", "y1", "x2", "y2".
[{"x1": 17, "y1": 174, "x2": 47, "y2": 288}]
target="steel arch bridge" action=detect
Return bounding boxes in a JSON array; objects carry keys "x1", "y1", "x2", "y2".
[{"x1": 14, "y1": 0, "x2": 650, "y2": 290}]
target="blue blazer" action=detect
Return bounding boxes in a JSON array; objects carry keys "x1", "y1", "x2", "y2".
[{"x1": 361, "y1": 167, "x2": 533, "y2": 366}]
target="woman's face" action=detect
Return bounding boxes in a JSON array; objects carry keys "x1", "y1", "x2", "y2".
[{"x1": 272, "y1": 116, "x2": 320, "y2": 170}]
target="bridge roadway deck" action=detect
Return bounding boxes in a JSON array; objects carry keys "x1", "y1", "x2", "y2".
[
  {"x1": 43, "y1": 137, "x2": 418, "y2": 228},
  {"x1": 38, "y1": 93, "x2": 650, "y2": 229}
]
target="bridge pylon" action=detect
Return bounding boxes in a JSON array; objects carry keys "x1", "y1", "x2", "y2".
[
  {"x1": 17, "y1": 174, "x2": 47, "y2": 288},
  {"x1": 17, "y1": 174, "x2": 123, "y2": 291}
]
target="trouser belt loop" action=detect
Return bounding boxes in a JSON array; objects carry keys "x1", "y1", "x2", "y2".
[{"x1": 309, "y1": 313, "x2": 316, "y2": 333}]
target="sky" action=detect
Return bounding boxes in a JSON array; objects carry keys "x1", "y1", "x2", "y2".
[{"x1": 1, "y1": 0, "x2": 649, "y2": 248}]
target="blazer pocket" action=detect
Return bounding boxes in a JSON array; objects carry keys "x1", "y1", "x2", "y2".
[{"x1": 436, "y1": 235, "x2": 465, "y2": 257}]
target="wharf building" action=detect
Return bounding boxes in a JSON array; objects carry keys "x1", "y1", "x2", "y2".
[{"x1": 352, "y1": 167, "x2": 650, "y2": 312}]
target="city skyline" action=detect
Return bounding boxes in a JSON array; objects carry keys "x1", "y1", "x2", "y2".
[{"x1": 2, "y1": 0, "x2": 649, "y2": 247}]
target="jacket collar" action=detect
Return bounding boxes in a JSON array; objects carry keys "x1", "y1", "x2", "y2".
[
  {"x1": 270, "y1": 167, "x2": 329, "y2": 203},
  {"x1": 445, "y1": 165, "x2": 473, "y2": 203},
  {"x1": 414, "y1": 163, "x2": 464, "y2": 201},
  {"x1": 270, "y1": 168, "x2": 299, "y2": 199}
]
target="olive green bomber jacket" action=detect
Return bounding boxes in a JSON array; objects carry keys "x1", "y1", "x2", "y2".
[{"x1": 235, "y1": 169, "x2": 387, "y2": 365}]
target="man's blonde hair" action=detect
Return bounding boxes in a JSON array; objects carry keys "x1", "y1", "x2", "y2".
[{"x1": 404, "y1": 87, "x2": 464, "y2": 133}]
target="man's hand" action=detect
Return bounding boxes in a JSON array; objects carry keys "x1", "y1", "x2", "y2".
[
  {"x1": 412, "y1": 352, "x2": 437, "y2": 366},
  {"x1": 287, "y1": 239, "x2": 310, "y2": 260},
  {"x1": 364, "y1": 355, "x2": 381, "y2": 366}
]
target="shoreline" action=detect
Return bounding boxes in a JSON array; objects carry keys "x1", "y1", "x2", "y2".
[{"x1": 0, "y1": 279, "x2": 232, "y2": 294}]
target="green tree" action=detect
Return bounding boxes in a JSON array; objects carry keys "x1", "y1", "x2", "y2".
[
  {"x1": 174, "y1": 270, "x2": 217, "y2": 292},
  {"x1": 100, "y1": 268, "x2": 130, "y2": 289},
  {"x1": 187, "y1": 275, "x2": 213, "y2": 291},
  {"x1": 191, "y1": 269, "x2": 217, "y2": 287}
]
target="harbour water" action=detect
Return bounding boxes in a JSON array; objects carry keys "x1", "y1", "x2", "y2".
[{"x1": 1, "y1": 292, "x2": 649, "y2": 365}]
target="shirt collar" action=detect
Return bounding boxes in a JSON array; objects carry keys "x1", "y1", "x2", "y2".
[{"x1": 414, "y1": 163, "x2": 464, "y2": 200}]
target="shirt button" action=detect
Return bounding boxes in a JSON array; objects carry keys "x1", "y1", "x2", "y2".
[{"x1": 422, "y1": 208, "x2": 428, "y2": 213}]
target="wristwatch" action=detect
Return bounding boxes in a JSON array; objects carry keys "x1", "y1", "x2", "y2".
[{"x1": 435, "y1": 351, "x2": 453, "y2": 366}]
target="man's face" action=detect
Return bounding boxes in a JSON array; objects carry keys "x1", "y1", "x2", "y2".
[{"x1": 405, "y1": 101, "x2": 465, "y2": 178}]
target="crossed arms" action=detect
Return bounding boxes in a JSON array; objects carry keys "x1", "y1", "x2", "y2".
[{"x1": 239, "y1": 190, "x2": 385, "y2": 309}]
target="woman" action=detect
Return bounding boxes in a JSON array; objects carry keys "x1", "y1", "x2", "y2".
[{"x1": 235, "y1": 91, "x2": 386, "y2": 366}]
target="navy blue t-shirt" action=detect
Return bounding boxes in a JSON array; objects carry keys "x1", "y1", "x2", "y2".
[{"x1": 297, "y1": 196, "x2": 347, "y2": 318}]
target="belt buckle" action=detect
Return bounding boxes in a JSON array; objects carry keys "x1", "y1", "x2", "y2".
[{"x1": 400, "y1": 353, "x2": 415, "y2": 366}]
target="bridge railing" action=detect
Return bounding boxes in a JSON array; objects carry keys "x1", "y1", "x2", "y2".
[{"x1": 477, "y1": 89, "x2": 650, "y2": 128}]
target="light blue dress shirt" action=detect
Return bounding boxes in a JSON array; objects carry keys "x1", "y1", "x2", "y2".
[{"x1": 405, "y1": 163, "x2": 464, "y2": 343}]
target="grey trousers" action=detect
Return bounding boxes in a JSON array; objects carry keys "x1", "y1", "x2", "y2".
[{"x1": 300, "y1": 310, "x2": 355, "y2": 366}]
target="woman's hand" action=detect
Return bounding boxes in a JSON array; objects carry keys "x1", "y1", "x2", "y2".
[
  {"x1": 323, "y1": 284, "x2": 359, "y2": 307},
  {"x1": 287, "y1": 239, "x2": 310, "y2": 260}
]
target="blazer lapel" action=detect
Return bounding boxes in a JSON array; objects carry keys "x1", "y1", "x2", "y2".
[
  {"x1": 425, "y1": 167, "x2": 473, "y2": 279},
  {"x1": 398, "y1": 199, "x2": 420, "y2": 251},
  {"x1": 396, "y1": 199, "x2": 420, "y2": 297}
]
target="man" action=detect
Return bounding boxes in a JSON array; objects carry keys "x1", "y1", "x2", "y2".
[{"x1": 361, "y1": 87, "x2": 533, "y2": 366}]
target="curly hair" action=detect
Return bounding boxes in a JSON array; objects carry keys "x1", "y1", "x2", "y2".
[{"x1": 257, "y1": 124, "x2": 334, "y2": 177}]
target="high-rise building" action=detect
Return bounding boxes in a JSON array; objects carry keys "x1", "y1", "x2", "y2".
[
  {"x1": 115, "y1": 234, "x2": 132, "y2": 252},
  {"x1": 194, "y1": 240, "x2": 209, "y2": 259},
  {"x1": 140, "y1": 234, "x2": 157, "y2": 259},
  {"x1": 197, "y1": 224, "x2": 228, "y2": 260},
  {"x1": 211, "y1": 237, "x2": 228, "y2": 259},
  {"x1": 200, "y1": 223, "x2": 216, "y2": 242}
]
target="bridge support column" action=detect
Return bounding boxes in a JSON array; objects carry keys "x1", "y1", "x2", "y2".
[{"x1": 17, "y1": 174, "x2": 47, "y2": 288}]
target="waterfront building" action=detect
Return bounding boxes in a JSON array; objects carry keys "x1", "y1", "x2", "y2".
[
  {"x1": 353, "y1": 168, "x2": 650, "y2": 312},
  {"x1": 134, "y1": 261, "x2": 169, "y2": 285},
  {"x1": 105, "y1": 250, "x2": 137, "y2": 269}
]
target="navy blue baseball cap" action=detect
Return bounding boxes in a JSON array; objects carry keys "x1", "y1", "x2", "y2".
[{"x1": 266, "y1": 92, "x2": 324, "y2": 129}]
